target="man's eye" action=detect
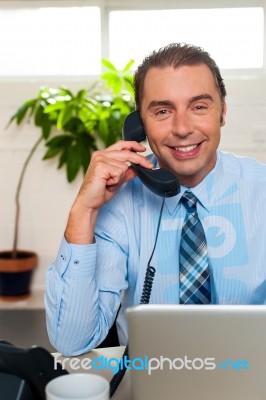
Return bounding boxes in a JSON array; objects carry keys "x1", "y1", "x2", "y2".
[
  {"x1": 195, "y1": 105, "x2": 207, "y2": 111},
  {"x1": 156, "y1": 109, "x2": 168, "y2": 115}
]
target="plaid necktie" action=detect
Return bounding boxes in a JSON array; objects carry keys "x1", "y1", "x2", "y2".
[{"x1": 179, "y1": 191, "x2": 211, "y2": 304}]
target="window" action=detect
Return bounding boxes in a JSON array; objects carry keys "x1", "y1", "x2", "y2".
[
  {"x1": 0, "y1": 2, "x2": 264, "y2": 77},
  {"x1": 109, "y1": 8, "x2": 264, "y2": 70},
  {"x1": 0, "y1": 6, "x2": 101, "y2": 76}
]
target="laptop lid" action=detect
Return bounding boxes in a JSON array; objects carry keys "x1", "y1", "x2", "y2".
[{"x1": 126, "y1": 304, "x2": 266, "y2": 400}]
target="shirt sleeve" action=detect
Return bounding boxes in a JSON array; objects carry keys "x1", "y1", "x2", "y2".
[{"x1": 45, "y1": 233, "x2": 127, "y2": 356}]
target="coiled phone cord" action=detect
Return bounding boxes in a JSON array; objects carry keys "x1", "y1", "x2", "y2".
[{"x1": 110, "y1": 196, "x2": 166, "y2": 397}]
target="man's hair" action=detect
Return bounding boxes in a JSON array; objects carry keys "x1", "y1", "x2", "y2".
[{"x1": 134, "y1": 43, "x2": 227, "y2": 109}]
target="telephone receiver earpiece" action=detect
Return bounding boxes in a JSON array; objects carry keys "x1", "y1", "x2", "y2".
[{"x1": 122, "y1": 111, "x2": 180, "y2": 198}]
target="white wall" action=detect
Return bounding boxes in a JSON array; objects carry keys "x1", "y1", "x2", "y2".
[
  {"x1": 221, "y1": 77, "x2": 266, "y2": 161},
  {"x1": 1, "y1": 76, "x2": 266, "y2": 290}
]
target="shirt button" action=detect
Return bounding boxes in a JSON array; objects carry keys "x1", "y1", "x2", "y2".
[{"x1": 74, "y1": 259, "x2": 79, "y2": 265}]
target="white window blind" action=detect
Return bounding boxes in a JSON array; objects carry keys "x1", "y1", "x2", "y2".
[
  {"x1": 109, "y1": 8, "x2": 264, "y2": 70},
  {"x1": 0, "y1": 6, "x2": 101, "y2": 76}
]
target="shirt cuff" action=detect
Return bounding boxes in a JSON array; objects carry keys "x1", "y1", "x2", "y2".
[{"x1": 54, "y1": 236, "x2": 97, "y2": 277}]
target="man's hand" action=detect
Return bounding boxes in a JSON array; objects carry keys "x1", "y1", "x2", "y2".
[{"x1": 65, "y1": 140, "x2": 153, "y2": 244}]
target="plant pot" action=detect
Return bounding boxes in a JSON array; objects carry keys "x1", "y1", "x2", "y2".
[{"x1": 0, "y1": 250, "x2": 38, "y2": 298}]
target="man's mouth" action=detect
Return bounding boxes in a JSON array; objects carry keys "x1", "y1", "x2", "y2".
[
  {"x1": 169, "y1": 142, "x2": 202, "y2": 158},
  {"x1": 173, "y1": 144, "x2": 198, "y2": 153}
]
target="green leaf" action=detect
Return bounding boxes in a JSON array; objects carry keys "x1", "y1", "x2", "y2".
[
  {"x1": 66, "y1": 143, "x2": 83, "y2": 182},
  {"x1": 101, "y1": 71, "x2": 119, "y2": 84},
  {"x1": 44, "y1": 101, "x2": 67, "y2": 113},
  {"x1": 7, "y1": 99, "x2": 37, "y2": 127},
  {"x1": 58, "y1": 148, "x2": 68, "y2": 169},
  {"x1": 76, "y1": 89, "x2": 88, "y2": 101},
  {"x1": 76, "y1": 136, "x2": 94, "y2": 173},
  {"x1": 78, "y1": 100, "x2": 99, "y2": 124},
  {"x1": 82, "y1": 99, "x2": 100, "y2": 115},
  {"x1": 57, "y1": 104, "x2": 75, "y2": 129},
  {"x1": 41, "y1": 121, "x2": 52, "y2": 139},
  {"x1": 98, "y1": 118, "x2": 109, "y2": 142},
  {"x1": 45, "y1": 134, "x2": 72, "y2": 149},
  {"x1": 42, "y1": 146, "x2": 62, "y2": 160},
  {"x1": 102, "y1": 59, "x2": 117, "y2": 71},
  {"x1": 123, "y1": 59, "x2": 134, "y2": 72},
  {"x1": 34, "y1": 104, "x2": 48, "y2": 127},
  {"x1": 124, "y1": 78, "x2": 134, "y2": 95},
  {"x1": 103, "y1": 75, "x2": 123, "y2": 94},
  {"x1": 59, "y1": 87, "x2": 74, "y2": 98},
  {"x1": 84, "y1": 119, "x2": 97, "y2": 132},
  {"x1": 78, "y1": 107, "x2": 92, "y2": 123}
]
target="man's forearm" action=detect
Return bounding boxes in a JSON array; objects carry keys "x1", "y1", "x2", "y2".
[{"x1": 64, "y1": 203, "x2": 98, "y2": 244}]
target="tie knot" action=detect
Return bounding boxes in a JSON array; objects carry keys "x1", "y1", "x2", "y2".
[{"x1": 181, "y1": 191, "x2": 197, "y2": 212}]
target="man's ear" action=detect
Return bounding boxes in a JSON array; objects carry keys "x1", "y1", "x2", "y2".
[{"x1": 220, "y1": 103, "x2": 227, "y2": 127}]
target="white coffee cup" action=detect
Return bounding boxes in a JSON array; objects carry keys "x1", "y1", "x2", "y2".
[{"x1": 45, "y1": 373, "x2": 109, "y2": 400}]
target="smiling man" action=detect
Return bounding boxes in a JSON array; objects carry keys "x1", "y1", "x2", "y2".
[{"x1": 45, "y1": 43, "x2": 266, "y2": 356}]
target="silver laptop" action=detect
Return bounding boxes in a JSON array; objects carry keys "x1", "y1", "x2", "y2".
[{"x1": 126, "y1": 304, "x2": 266, "y2": 400}]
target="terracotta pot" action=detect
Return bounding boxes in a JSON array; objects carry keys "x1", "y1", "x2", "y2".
[{"x1": 0, "y1": 250, "x2": 38, "y2": 297}]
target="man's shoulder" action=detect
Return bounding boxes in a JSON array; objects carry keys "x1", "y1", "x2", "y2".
[{"x1": 219, "y1": 151, "x2": 266, "y2": 182}]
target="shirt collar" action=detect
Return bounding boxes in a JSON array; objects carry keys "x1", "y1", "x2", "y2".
[{"x1": 161, "y1": 151, "x2": 224, "y2": 215}]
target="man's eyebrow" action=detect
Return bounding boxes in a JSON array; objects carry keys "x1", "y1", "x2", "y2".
[
  {"x1": 189, "y1": 94, "x2": 214, "y2": 104},
  {"x1": 147, "y1": 100, "x2": 174, "y2": 109}
]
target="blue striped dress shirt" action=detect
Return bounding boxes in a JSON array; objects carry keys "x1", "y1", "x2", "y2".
[{"x1": 45, "y1": 151, "x2": 266, "y2": 355}]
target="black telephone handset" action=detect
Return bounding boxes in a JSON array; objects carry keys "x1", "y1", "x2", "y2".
[
  {"x1": 122, "y1": 111, "x2": 180, "y2": 197},
  {"x1": 0, "y1": 340, "x2": 68, "y2": 400}
]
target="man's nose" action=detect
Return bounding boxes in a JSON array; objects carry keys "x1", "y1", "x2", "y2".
[{"x1": 172, "y1": 112, "x2": 193, "y2": 137}]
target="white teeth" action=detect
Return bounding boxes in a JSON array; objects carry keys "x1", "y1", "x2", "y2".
[{"x1": 174, "y1": 144, "x2": 197, "y2": 152}]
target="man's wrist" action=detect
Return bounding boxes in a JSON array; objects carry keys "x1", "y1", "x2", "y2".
[{"x1": 65, "y1": 202, "x2": 99, "y2": 244}]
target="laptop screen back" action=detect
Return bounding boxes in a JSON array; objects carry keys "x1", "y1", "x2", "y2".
[{"x1": 126, "y1": 304, "x2": 266, "y2": 400}]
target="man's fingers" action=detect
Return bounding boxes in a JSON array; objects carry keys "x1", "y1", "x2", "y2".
[
  {"x1": 93, "y1": 149, "x2": 153, "y2": 169},
  {"x1": 105, "y1": 140, "x2": 146, "y2": 152},
  {"x1": 106, "y1": 166, "x2": 137, "y2": 188}
]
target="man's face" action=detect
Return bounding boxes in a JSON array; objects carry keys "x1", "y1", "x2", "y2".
[{"x1": 140, "y1": 64, "x2": 226, "y2": 188}]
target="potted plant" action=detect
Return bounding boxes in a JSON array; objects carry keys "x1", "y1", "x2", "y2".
[{"x1": 0, "y1": 59, "x2": 135, "y2": 298}]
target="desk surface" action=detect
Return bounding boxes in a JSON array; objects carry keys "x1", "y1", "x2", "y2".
[
  {"x1": 57, "y1": 346, "x2": 130, "y2": 400},
  {"x1": 0, "y1": 290, "x2": 44, "y2": 309},
  {"x1": 0, "y1": 309, "x2": 55, "y2": 352}
]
